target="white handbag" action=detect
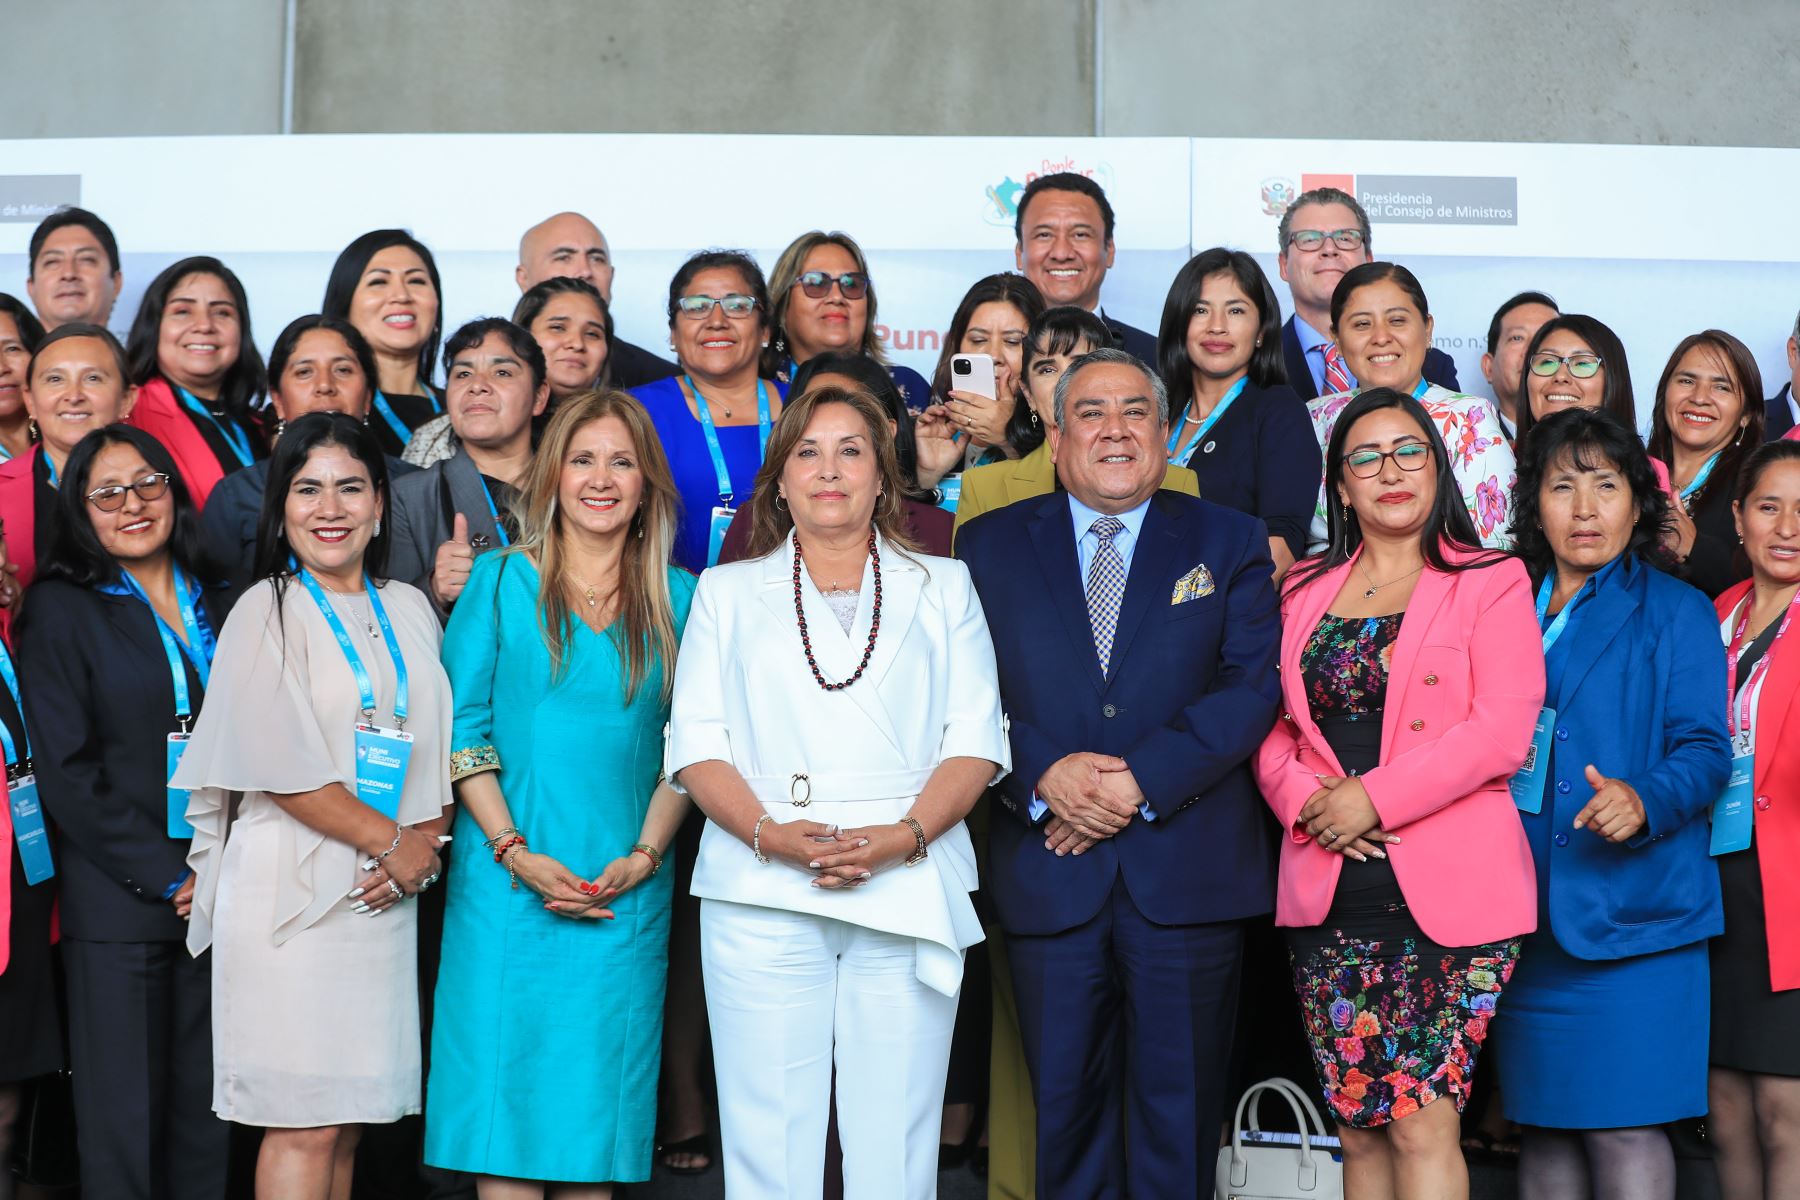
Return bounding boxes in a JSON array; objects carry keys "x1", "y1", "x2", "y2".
[{"x1": 1215, "y1": 1076, "x2": 1345, "y2": 1200}]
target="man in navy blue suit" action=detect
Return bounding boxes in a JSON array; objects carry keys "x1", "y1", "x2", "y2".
[
  {"x1": 958, "y1": 347, "x2": 1281, "y2": 1198},
  {"x1": 1014, "y1": 173, "x2": 1158, "y2": 364},
  {"x1": 1765, "y1": 308, "x2": 1799, "y2": 440},
  {"x1": 1277, "y1": 186, "x2": 1460, "y2": 400}
]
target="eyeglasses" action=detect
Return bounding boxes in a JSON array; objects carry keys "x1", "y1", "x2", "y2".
[
  {"x1": 1529, "y1": 352, "x2": 1603, "y2": 379},
  {"x1": 795, "y1": 271, "x2": 868, "y2": 300},
  {"x1": 1343, "y1": 443, "x2": 1431, "y2": 479},
  {"x1": 1287, "y1": 228, "x2": 1366, "y2": 253},
  {"x1": 86, "y1": 472, "x2": 171, "y2": 512},
  {"x1": 675, "y1": 293, "x2": 759, "y2": 320}
]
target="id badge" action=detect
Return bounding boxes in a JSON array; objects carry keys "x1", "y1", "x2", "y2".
[
  {"x1": 706, "y1": 506, "x2": 735, "y2": 568},
  {"x1": 8, "y1": 774, "x2": 54, "y2": 885},
  {"x1": 355, "y1": 724, "x2": 414, "y2": 819},
  {"x1": 1509, "y1": 706, "x2": 1555, "y2": 815},
  {"x1": 935, "y1": 476, "x2": 962, "y2": 514},
  {"x1": 1710, "y1": 751, "x2": 1755, "y2": 856},
  {"x1": 166, "y1": 732, "x2": 194, "y2": 838}
]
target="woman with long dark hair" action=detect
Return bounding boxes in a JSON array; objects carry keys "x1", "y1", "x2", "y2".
[
  {"x1": 172, "y1": 412, "x2": 452, "y2": 1199},
  {"x1": 18, "y1": 424, "x2": 230, "y2": 1197},
  {"x1": 1511, "y1": 314, "x2": 1637, "y2": 448},
  {"x1": 1256, "y1": 388, "x2": 1541, "y2": 1199},
  {"x1": 322, "y1": 230, "x2": 446, "y2": 460},
  {"x1": 124, "y1": 256, "x2": 268, "y2": 508},
  {"x1": 1157, "y1": 247, "x2": 1318, "y2": 578}
]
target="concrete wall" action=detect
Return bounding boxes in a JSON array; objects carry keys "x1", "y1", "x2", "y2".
[{"x1": 2, "y1": 0, "x2": 1796, "y2": 146}]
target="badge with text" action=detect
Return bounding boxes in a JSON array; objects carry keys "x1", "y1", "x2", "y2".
[
  {"x1": 9, "y1": 774, "x2": 53, "y2": 885},
  {"x1": 1510, "y1": 707, "x2": 1555, "y2": 815},
  {"x1": 935, "y1": 476, "x2": 962, "y2": 515},
  {"x1": 166, "y1": 732, "x2": 194, "y2": 838},
  {"x1": 707, "y1": 506, "x2": 735, "y2": 568},
  {"x1": 1709, "y1": 751, "x2": 1755, "y2": 856},
  {"x1": 355, "y1": 724, "x2": 415, "y2": 819}
]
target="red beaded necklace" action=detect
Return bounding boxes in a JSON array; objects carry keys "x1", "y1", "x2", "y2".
[{"x1": 792, "y1": 529, "x2": 882, "y2": 692}]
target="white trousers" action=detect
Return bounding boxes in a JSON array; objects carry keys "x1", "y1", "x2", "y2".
[{"x1": 701, "y1": 898, "x2": 961, "y2": 1200}]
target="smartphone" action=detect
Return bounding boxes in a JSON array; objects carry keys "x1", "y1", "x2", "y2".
[{"x1": 949, "y1": 352, "x2": 997, "y2": 401}]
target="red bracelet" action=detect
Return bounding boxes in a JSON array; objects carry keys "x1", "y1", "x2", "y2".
[
  {"x1": 492, "y1": 835, "x2": 527, "y2": 864},
  {"x1": 631, "y1": 844, "x2": 663, "y2": 873}
]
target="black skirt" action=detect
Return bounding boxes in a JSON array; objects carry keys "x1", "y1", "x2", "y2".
[
  {"x1": 1710, "y1": 837, "x2": 1800, "y2": 1076},
  {"x1": 0, "y1": 839, "x2": 61, "y2": 1083}
]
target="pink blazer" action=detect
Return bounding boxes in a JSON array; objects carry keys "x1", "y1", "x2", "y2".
[
  {"x1": 1254, "y1": 544, "x2": 1545, "y2": 947},
  {"x1": 0, "y1": 450, "x2": 40, "y2": 651}
]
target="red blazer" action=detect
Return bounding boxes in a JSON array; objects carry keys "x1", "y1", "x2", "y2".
[
  {"x1": 1255, "y1": 545, "x2": 1545, "y2": 947},
  {"x1": 1715, "y1": 579, "x2": 1800, "y2": 990},
  {"x1": 125, "y1": 376, "x2": 233, "y2": 509},
  {"x1": 0, "y1": 451, "x2": 42, "y2": 650}
]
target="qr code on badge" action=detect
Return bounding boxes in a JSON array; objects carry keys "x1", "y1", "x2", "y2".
[{"x1": 1520, "y1": 742, "x2": 1539, "y2": 774}]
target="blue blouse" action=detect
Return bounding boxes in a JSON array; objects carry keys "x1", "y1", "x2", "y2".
[{"x1": 630, "y1": 375, "x2": 790, "y2": 573}]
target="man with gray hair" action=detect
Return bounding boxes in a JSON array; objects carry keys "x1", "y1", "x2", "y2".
[
  {"x1": 1276, "y1": 186, "x2": 1460, "y2": 400},
  {"x1": 958, "y1": 347, "x2": 1281, "y2": 1196},
  {"x1": 1764, "y1": 308, "x2": 1800, "y2": 439}
]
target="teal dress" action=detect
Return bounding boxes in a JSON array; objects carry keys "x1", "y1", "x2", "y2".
[{"x1": 424, "y1": 550, "x2": 695, "y2": 1183}]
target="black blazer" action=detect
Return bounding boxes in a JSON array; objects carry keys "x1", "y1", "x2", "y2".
[
  {"x1": 1280, "y1": 315, "x2": 1460, "y2": 401},
  {"x1": 1102, "y1": 311, "x2": 1158, "y2": 367},
  {"x1": 608, "y1": 336, "x2": 681, "y2": 390},
  {"x1": 1678, "y1": 479, "x2": 1751, "y2": 600},
  {"x1": 202, "y1": 455, "x2": 418, "y2": 597},
  {"x1": 17, "y1": 577, "x2": 231, "y2": 942},
  {"x1": 1766, "y1": 384, "x2": 1795, "y2": 441},
  {"x1": 1176, "y1": 379, "x2": 1321, "y2": 558}
]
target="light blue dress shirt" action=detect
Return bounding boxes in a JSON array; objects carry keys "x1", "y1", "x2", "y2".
[
  {"x1": 1295, "y1": 315, "x2": 1355, "y2": 396},
  {"x1": 1029, "y1": 492, "x2": 1158, "y2": 823}
]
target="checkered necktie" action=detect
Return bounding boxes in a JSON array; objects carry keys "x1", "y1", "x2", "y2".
[
  {"x1": 1323, "y1": 342, "x2": 1354, "y2": 394},
  {"x1": 1085, "y1": 517, "x2": 1127, "y2": 676}
]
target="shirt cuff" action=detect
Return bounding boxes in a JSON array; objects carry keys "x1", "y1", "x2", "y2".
[
  {"x1": 1140, "y1": 800, "x2": 1158, "y2": 822},
  {"x1": 1028, "y1": 793, "x2": 1047, "y2": 823},
  {"x1": 162, "y1": 868, "x2": 193, "y2": 900}
]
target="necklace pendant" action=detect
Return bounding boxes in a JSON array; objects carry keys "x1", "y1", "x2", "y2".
[{"x1": 1363, "y1": 586, "x2": 1377, "y2": 599}]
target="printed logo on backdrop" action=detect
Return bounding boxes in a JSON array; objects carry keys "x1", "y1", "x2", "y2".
[
  {"x1": 1292, "y1": 172, "x2": 1518, "y2": 226},
  {"x1": 0, "y1": 176, "x2": 81, "y2": 223},
  {"x1": 1260, "y1": 178, "x2": 1298, "y2": 218},
  {"x1": 984, "y1": 157, "x2": 1117, "y2": 228}
]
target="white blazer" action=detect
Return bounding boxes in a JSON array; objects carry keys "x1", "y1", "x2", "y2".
[{"x1": 666, "y1": 531, "x2": 1011, "y2": 995}]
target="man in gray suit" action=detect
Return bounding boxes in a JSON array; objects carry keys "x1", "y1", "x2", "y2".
[{"x1": 388, "y1": 316, "x2": 548, "y2": 618}]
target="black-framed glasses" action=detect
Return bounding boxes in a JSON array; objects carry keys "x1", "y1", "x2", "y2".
[
  {"x1": 86, "y1": 472, "x2": 170, "y2": 512},
  {"x1": 1529, "y1": 352, "x2": 1603, "y2": 379},
  {"x1": 795, "y1": 270, "x2": 868, "y2": 300},
  {"x1": 1343, "y1": 443, "x2": 1431, "y2": 479},
  {"x1": 1287, "y1": 228, "x2": 1365, "y2": 253},
  {"x1": 675, "y1": 293, "x2": 758, "y2": 320}
]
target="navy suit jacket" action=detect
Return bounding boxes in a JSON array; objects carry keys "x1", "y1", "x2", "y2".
[
  {"x1": 1766, "y1": 384, "x2": 1795, "y2": 441},
  {"x1": 1178, "y1": 379, "x2": 1321, "y2": 558},
  {"x1": 1102, "y1": 311, "x2": 1158, "y2": 368},
  {"x1": 957, "y1": 488, "x2": 1280, "y2": 936},
  {"x1": 1280, "y1": 314, "x2": 1460, "y2": 401},
  {"x1": 1536, "y1": 555, "x2": 1729, "y2": 960}
]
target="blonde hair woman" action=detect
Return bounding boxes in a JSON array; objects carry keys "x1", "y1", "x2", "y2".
[{"x1": 424, "y1": 389, "x2": 695, "y2": 1197}]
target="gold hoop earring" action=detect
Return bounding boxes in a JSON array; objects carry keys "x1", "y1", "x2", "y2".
[
  {"x1": 775, "y1": 493, "x2": 788, "y2": 511},
  {"x1": 27, "y1": 418, "x2": 37, "y2": 442}
]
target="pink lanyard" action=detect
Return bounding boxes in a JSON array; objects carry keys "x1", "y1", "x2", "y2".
[{"x1": 1727, "y1": 594, "x2": 1799, "y2": 745}]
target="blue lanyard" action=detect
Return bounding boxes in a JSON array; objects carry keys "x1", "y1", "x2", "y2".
[
  {"x1": 1167, "y1": 377, "x2": 1248, "y2": 467},
  {"x1": 1411, "y1": 379, "x2": 1431, "y2": 401},
  {"x1": 1535, "y1": 573, "x2": 1590, "y2": 655},
  {"x1": 478, "y1": 476, "x2": 511, "y2": 547},
  {"x1": 370, "y1": 384, "x2": 440, "y2": 446},
  {"x1": 296, "y1": 569, "x2": 409, "y2": 726},
  {"x1": 174, "y1": 385, "x2": 253, "y2": 468},
  {"x1": 118, "y1": 564, "x2": 214, "y2": 726},
  {"x1": 39, "y1": 445, "x2": 57, "y2": 487},
  {"x1": 1680, "y1": 452, "x2": 1721, "y2": 501},
  {"x1": 0, "y1": 638, "x2": 30, "y2": 771},
  {"x1": 687, "y1": 376, "x2": 772, "y2": 505}
]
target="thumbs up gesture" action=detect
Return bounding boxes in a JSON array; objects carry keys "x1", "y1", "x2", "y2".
[
  {"x1": 432, "y1": 512, "x2": 475, "y2": 606},
  {"x1": 1572, "y1": 763, "x2": 1647, "y2": 843}
]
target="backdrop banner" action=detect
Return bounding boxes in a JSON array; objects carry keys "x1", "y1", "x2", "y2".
[{"x1": 1, "y1": 133, "x2": 1791, "y2": 422}]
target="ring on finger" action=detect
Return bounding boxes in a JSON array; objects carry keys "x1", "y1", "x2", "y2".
[
  {"x1": 1322, "y1": 827, "x2": 1340, "y2": 844},
  {"x1": 387, "y1": 879, "x2": 403, "y2": 901}
]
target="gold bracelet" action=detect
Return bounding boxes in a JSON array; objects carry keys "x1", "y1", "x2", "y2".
[
  {"x1": 752, "y1": 814, "x2": 773, "y2": 865},
  {"x1": 631, "y1": 842, "x2": 663, "y2": 873},
  {"x1": 900, "y1": 816, "x2": 927, "y2": 866}
]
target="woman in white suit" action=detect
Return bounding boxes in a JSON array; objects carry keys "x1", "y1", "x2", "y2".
[{"x1": 666, "y1": 383, "x2": 1009, "y2": 1199}]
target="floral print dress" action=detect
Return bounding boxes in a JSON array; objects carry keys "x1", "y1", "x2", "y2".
[{"x1": 1288, "y1": 612, "x2": 1520, "y2": 1129}]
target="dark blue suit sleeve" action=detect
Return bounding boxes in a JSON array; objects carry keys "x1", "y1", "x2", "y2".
[
  {"x1": 1424, "y1": 346, "x2": 1461, "y2": 392},
  {"x1": 1254, "y1": 391, "x2": 1324, "y2": 558},
  {"x1": 1625, "y1": 585, "x2": 1732, "y2": 845},
  {"x1": 1121, "y1": 525, "x2": 1281, "y2": 817},
  {"x1": 957, "y1": 519, "x2": 1053, "y2": 827}
]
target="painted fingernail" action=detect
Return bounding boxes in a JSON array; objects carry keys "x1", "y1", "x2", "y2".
[
  {"x1": 348, "y1": 888, "x2": 366, "y2": 899},
  {"x1": 603, "y1": 888, "x2": 616, "y2": 897},
  {"x1": 369, "y1": 907, "x2": 386, "y2": 918},
  {"x1": 860, "y1": 871, "x2": 871, "y2": 880},
  {"x1": 857, "y1": 839, "x2": 869, "y2": 847},
  {"x1": 604, "y1": 914, "x2": 615, "y2": 920},
  {"x1": 352, "y1": 902, "x2": 369, "y2": 913},
  {"x1": 1371, "y1": 849, "x2": 1387, "y2": 859},
  {"x1": 809, "y1": 861, "x2": 821, "y2": 869},
  {"x1": 546, "y1": 902, "x2": 560, "y2": 911}
]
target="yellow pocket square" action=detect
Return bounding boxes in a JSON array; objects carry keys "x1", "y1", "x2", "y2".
[{"x1": 1170, "y1": 564, "x2": 1215, "y2": 604}]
